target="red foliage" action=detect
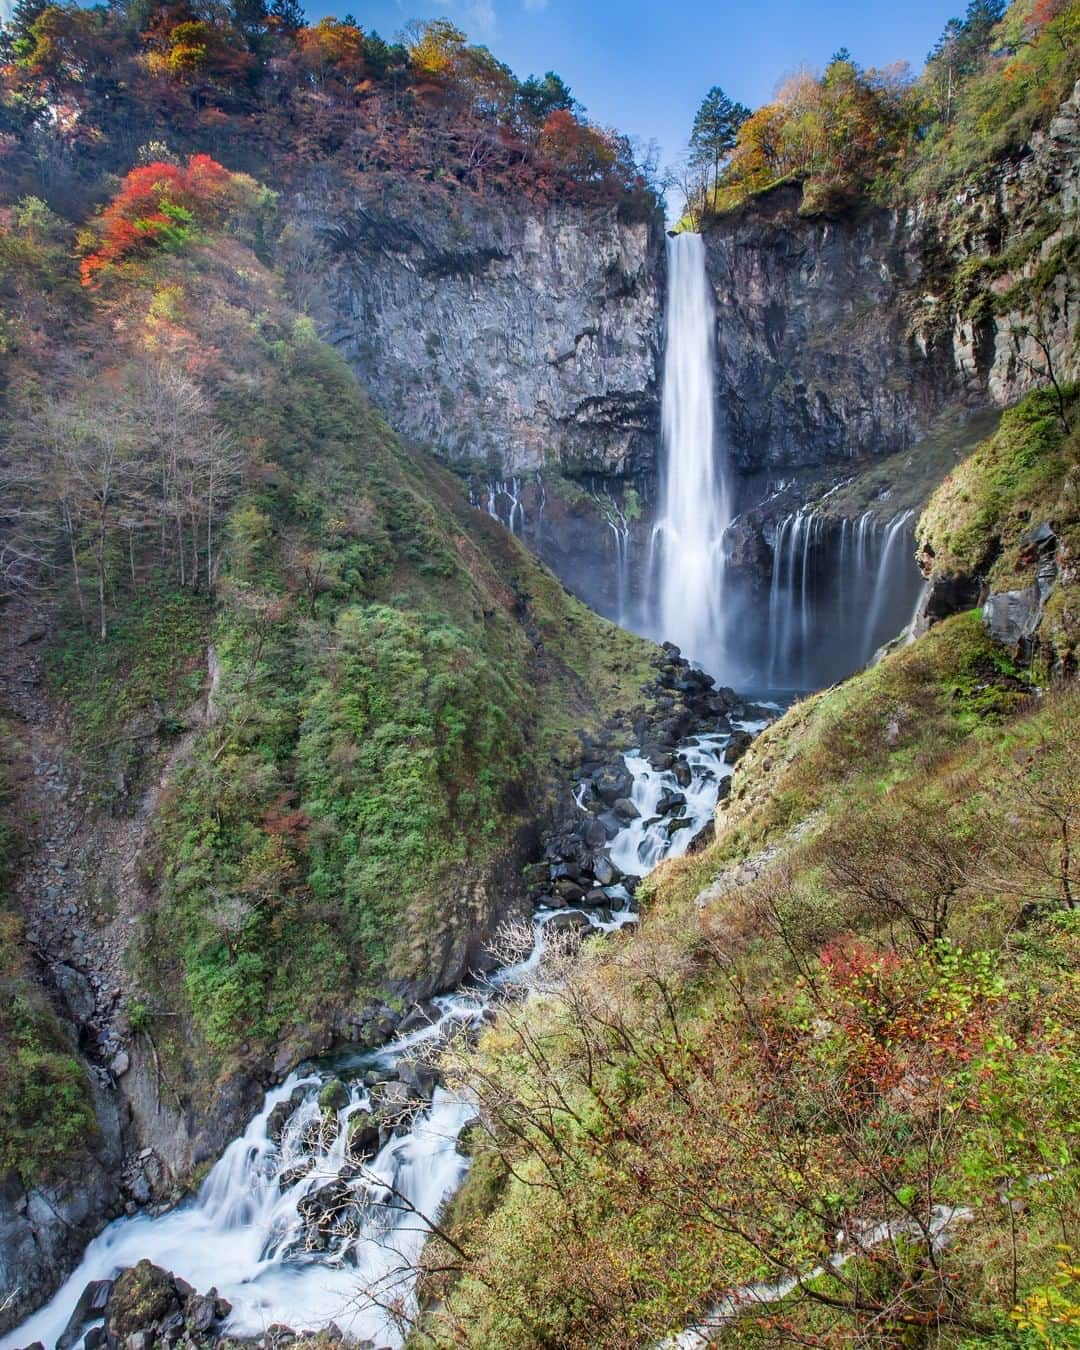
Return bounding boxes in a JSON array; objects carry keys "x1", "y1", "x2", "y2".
[{"x1": 80, "y1": 153, "x2": 236, "y2": 286}]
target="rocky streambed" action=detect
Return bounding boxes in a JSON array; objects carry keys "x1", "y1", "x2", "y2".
[{"x1": 5, "y1": 646, "x2": 772, "y2": 1350}]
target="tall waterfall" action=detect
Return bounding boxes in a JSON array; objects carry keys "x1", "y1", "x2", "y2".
[{"x1": 653, "y1": 232, "x2": 731, "y2": 673}]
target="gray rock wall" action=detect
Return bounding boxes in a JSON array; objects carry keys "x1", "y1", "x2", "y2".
[
  {"x1": 702, "y1": 78, "x2": 1080, "y2": 476},
  {"x1": 307, "y1": 193, "x2": 665, "y2": 476}
]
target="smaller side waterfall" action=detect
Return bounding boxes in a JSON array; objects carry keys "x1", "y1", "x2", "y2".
[{"x1": 764, "y1": 509, "x2": 922, "y2": 688}]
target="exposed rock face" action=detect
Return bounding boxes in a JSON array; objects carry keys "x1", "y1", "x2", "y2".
[
  {"x1": 310, "y1": 194, "x2": 665, "y2": 475},
  {"x1": 0, "y1": 1078, "x2": 123, "y2": 1337},
  {"x1": 703, "y1": 78, "x2": 1080, "y2": 475}
]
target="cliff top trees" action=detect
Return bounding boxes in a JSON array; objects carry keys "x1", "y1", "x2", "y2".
[{"x1": 688, "y1": 85, "x2": 750, "y2": 195}]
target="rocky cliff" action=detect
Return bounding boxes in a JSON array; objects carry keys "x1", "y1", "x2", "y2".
[
  {"x1": 702, "y1": 78, "x2": 1080, "y2": 479},
  {"x1": 306, "y1": 192, "x2": 665, "y2": 477}
]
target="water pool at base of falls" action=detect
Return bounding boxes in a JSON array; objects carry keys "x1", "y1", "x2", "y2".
[{"x1": 5, "y1": 713, "x2": 771, "y2": 1350}]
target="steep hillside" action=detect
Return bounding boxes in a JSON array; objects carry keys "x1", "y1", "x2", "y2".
[
  {"x1": 0, "y1": 159, "x2": 664, "y2": 1331},
  {"x1": 417, "y1": 393, "x2": 1079, "y2": 1346}
]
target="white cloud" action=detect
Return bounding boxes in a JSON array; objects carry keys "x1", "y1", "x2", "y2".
[{"x1": 466, "y1": 0, "x2": 497, "y2": 37}]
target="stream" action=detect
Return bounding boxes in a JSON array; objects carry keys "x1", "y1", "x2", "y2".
[{"x1": 4, "y1": 714, "x2": 768, "y2": 1350}]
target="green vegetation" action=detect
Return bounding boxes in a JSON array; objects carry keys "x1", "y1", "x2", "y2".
[
  {"x1": 0, "y1": 160, "x2": 659, "y2": 1087},
  {"x1": 919, "y1": 386, "x2": 1080, "y2": 668},
  {"x1": 0, "y1": 721, "x2": 97, "y2": 1186},
  {"x1": 411, "y1": 399, "x2": 1080, "y2": 1348},
  {"x1": 680, "y1": 0, "x2": 1080, "y2": 224},
  {"x1": 47, "y1": 589, "x2": 211, "y2": 805}
]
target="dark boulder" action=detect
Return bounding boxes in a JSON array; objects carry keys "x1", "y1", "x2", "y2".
[
  {"x1": 656, "y1": 790, "x2": 686, "y2": 816},
  {"x1": 318, "y1": 1079, "x2": 350, "y2": 1113},
  {"x1": 673, "y1": 757, "x2": 693, "y2": 787},
  {"x1": 106, "y1": 1261, "x2": 180, "y2": 1340},
  {"x1": 724, "y1": 731, "x2": 754, "y2": 765},
  {"x1": 612, "y1": 796, "x2": 639, "y2": 820},
  {"x1": 58, "y1": 1278, "x2": 112, "y2": 1350}
]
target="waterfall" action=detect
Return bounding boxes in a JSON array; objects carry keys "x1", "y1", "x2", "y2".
[
  {"x1": 653, "y1": 233, "x2": 731, "y2": 673},
  {"x1": 764, "y1": 509, "x2": 922, "y2": 688},
  {"x1": 4, "y1": 711, "x2": 770, "y2": 1350}
]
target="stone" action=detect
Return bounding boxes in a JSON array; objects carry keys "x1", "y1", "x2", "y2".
[
  {"x1": 186, "y1": 1293, "x2": 218, "y2": 1334},
  {"x1": 983, "y1": 586, "x2": 1041, "y2": 647},
  {"x1": 397, "y1": 1061, "x2": 439, "y2": 1100},
  {"x1": 278, "y1": 1161, "x2": 314, "y2": 1191},
  {"x1": 667, "y1": 816, "x2": 693, "y2": 834},
  {"x1": 656, "y1": 790, "x2": 686, "y2": 816},
  {"x1": 318, "y1": 1079, "x2": 350, "y2": 1113},
  {"x1": 612, "y1": 796, "x2": 639, "y2": 820},
  {"x1": 53, "y1": 963, "x2": 95, "y2": 1024},
  {"x1": 106, "y1": 1260, "x2": 180, "y2": 1339},
  {"x1": 582, "y1": 816, "x2": 608, "y2": 848},
  {"x1": 554, "y1": 878, "x2": 587, "y2": 904},
  {"x1": 724, "y1": 731, "x2": 754, "y2": 765},
  {"x1": 547, "y1": 911, "x2": 592, "y2": 934},
  {"x1": 673, "y1": 758, "x2": 693, "y2": 788},
  {"x1": 591, "y1": 855, "x2": 620, "y2": 886},
  {"x1": 109, "y1": 1050, "x2": 130, "y2": 1077},
  {"x1": 594, "y1": 764, "x2": 633, "y2": 805},
  {"x1": 346, "y1": 1111, "x2": 381, "y2": 1161},
  {"x1": 58, "y1": 1278, "x2": 113, "y2": 1350}
]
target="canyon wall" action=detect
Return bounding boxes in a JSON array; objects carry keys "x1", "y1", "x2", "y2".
[{"x1": 307, "y1": 193, "x2": 665, "y2": 477}]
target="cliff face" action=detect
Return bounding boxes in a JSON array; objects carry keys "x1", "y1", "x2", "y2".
[
  {"x1": 309, "y1": 193, "x2": 665, "y2": 477},
  {"x1": 702, "y1": 78, "x2": 1080, "y2": 479}
]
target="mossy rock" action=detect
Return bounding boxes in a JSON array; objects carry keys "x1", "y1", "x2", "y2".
[
  {"x1": 318, "y1": 1078, "x2": 349, "y2": 1113},
  {"x1": 106, "y1": 1260, "x2": 180, "y2": 1337}
]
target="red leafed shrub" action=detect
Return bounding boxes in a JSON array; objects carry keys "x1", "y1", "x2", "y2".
[{"x1": 80, "y1": 153, "x2": 250, "y2": 285}]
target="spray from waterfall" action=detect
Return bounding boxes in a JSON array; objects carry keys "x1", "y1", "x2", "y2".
[{"x1": 653, "y1": 232, "x2": 732, "y2": 674}]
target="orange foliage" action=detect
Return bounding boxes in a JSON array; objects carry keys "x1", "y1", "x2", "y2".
[{"x1": 80, "y1": 154, "x2": 243, "y2": 286}]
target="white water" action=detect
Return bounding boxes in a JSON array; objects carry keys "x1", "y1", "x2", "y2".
[
  {"x1": 652, "y1": 233, "x2": 732, "y2": 673},
  {"x1": 764, "y1": 508, "x2": 922, "y2": 687},
  {"x1": 5, "y1": 717, "x2": 765, "y2": 1350}
]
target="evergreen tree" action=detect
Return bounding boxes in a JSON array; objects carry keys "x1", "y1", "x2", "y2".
[{"x1": 689, "y1": 85, "x2": 751, "y2": 190}]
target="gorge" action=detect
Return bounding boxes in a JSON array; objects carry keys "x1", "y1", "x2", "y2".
[{"x1": 0, "y1": 3, "x2": 1078, "y2": 1346}]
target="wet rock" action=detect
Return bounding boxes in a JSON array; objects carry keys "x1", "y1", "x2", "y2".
[
  {"x1": 667, "y1": 816, "x2": 693, "y2": 834},
  {"x1": 369, "y1": 1079, "x2": 415, "y2": 1122},
  {"x1": 594, "y1": 764, "x2": 633, "y2": 805},
  {"x1": 554, "y1": 878, "x2": 587, "y2": 904},
  {"x1": 266, "y1": 1088, "x2": 306, "y2": 1143},
  {"x1": 278, "y1": 1161, "x2": 314, "y2": 1191},
  {"x1": 582, "y1": 816, "x2": 608, "y2": 848},
  {"x1": 591, "y1": 855, "x2": 620, "y2": 886},
  {"x1": 109, "y1": 1050, "x2": 130, "y2": 1078},
  {"x1": 547, "y1": 911, "x2": 592, "y2": 934},
  {"x1": 53, "y1": 963, "x2": 95, "y2": 1024},
  {"x1": 397, "y1": 1000, "x2": 441, "y2": 1035},
  {"x1": 983, "y1": 586, "x2": 1041, "y2": 648},
  {"x1": 185, "y1": 1292, "x2": 218, "y2": 1334},
  {"x1": 57, "y1": 1277, "x2": 112, "y2": 1350},
  {"x1": 318, "y1": 1079, "x2": 350, "y2": 1113},
  {"x1": 724, "y1": 731, "x2": 754, "y2": 765},
  {"x1": 347, "y1": 1111, "x2": 381, "y2": 1162},
  {"x1": 656, "y1": 790, "x2": 686, "y2": 816},
  {"x1": 106, "y1": 1260, "x2": 180, "y2": 1339},
  {"x1": 583, "y1": 888, "x2": 609, "y2": 906},
  {"x1": 673, "y1": 758, "x2": 693, "y2": 788},
  {"x1": 612, "y1": 796, "x2": 639, "y2": 820},
  {"x1": 397, "y1": 1061, "x2": 439, "y2": 1100}
]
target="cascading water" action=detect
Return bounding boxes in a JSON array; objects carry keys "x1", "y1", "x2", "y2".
[
  {"x1": 4, "y1": 712, "x2": 769, "y2": 1350},
  {"x1": 652, "y1": 233, "x2": 733, "y2": 675},
  {"x1": 763, "y1": 508, "x2": 923, "y2": 688}
]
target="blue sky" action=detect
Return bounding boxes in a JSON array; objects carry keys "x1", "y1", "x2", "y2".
[{"x1": 309, "y1": 0, "x2": 959, "y2": 178}]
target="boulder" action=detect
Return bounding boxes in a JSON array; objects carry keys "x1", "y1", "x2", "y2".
[
  {"x1": 347, "y1": 1111, "x2": 381, "y2": 1161},
  {"x1": 266, "y1": 1087, "x2": 306, "y2": 1142},
  {"x1": 397, "y1": 1061, "x2": 439, "y2": 1100},
  {"x1": 318, "y1": 1079, "x2": 350, "y2": 1113},
  {"x1": 54, "y1": 964, "x2": 96, "y2": 1024},
  {"x1": 594, "y1": 764, "x2": 633, "y2": 805},
  {"x1": 672, "y1": 757, "x2": 693, "y2": 787},
  {"x1": 612, "y1": 797, "x2": 639, "y2": 821},
  {"x1": 724, "y1": 731, "x2": 754, "y2": 765},
  {"x1": 582, "y1": 816, "x2": 608, "y2": 848},
  {"x1": 656, "y1": 790, "x2": 686, "y2": 816},
  {"x1": 667, "y1": 816, "x2": 693, "y2": 834},
  {"x1": 983, "y1": 586, "x2": 1041, "y2": 648},
  {"x1": 106, "y1": 1261, "x2": 180, "y2": 1339},
  {"x1": 58, "y1": 1278, "x2": 112, "y2": 1350},
  {"x1": 278, "y1": 1161, "x2": 314, "y2": 1191},
  {"x1": 591, "y1": 855, "x2": 620, "y2": 886},
  {"x1": 547, "y1": 911, "x2": 592, "y2": 934},
  {"x1": 554, "y1": 878, "x2": 587, "y2": 904}
]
